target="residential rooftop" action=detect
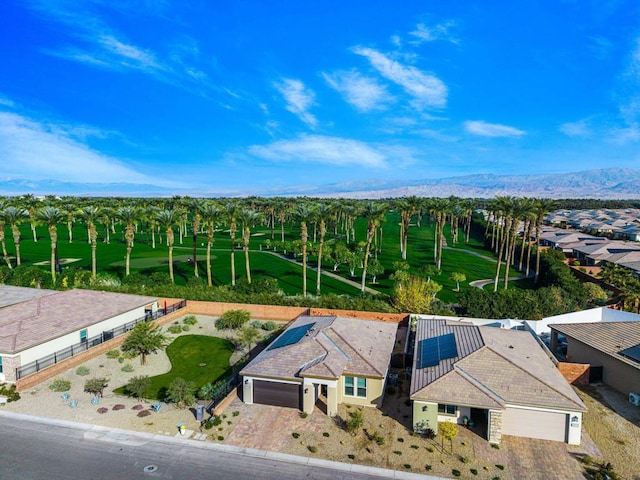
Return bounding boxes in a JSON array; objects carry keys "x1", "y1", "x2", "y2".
[
  {"x1": 0, "y1": 289, "x2": 158, "y2": 354},
  {"x1": 0, "y1": 285, "x2": 57, "y2": 308}
]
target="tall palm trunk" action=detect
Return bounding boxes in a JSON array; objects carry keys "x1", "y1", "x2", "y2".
[
  {"x1": 167, "y1": 227, "x2": 175, "y2": 283},
  {"x1": 48, "y1": 225, "x2": 58, "y2": 284},
  {"x1": 243, "y1": 226, "x2": 251, "y2": 284},
  {"x1": 316, "y1": 220, "x2": 326, "y2": 295},
  {"x1": 206, "y1": 222, "x2": 214, "y2": 287},
  {"x1": 125, "y1": 223, "x2": 134, "y2": 276},
  {"x1": 192, "y1": 215, "x2": 200, "y2": 277},
  {"x1": 230, "y1": 221, "x2": 237, "y2": 287},
  {"x1": 89, "y1": 223, "x2": 98, "y2": 277},
  {"x1": 361, "y1": 224, "x2": 375, "y2": 293},
  {"x1": 11, "y1": 223, "x2": 21, "y2": 266},
  {"x1": 493, "y1": 216, "x2": 511, "y2": 292},
  {"x1": 0, "y1": 223, "x2": 11, "y2": 268},
  {"x1": 301, "y1": 222, "x2": 308, "y2": 296}
]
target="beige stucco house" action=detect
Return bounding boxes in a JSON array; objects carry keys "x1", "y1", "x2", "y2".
[
  {"x1": 0, "y1": 286, "x2": 158, "y2": 383},
  {"x1": 240, "y1": 315, "x2": 398, "y2": 416},
  {"x1": 410, "y1": 319, "x2": 586, "y2": 445}
]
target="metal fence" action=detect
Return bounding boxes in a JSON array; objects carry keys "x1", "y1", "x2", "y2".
[
  {"x1": 16, "y1": 299, "x2": 186, "y2": 380},
  {"x1": 206, "y1": 374, "x2": 241, "y2": 413}
]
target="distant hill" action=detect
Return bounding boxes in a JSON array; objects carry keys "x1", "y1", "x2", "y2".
[{"x1": 2, "y1": 168, "x2": 640, "y2": 199}]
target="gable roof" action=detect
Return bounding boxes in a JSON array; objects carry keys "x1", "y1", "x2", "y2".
[
  {"x1": 240, "y1": 315, "x2": 397, "y2": 382},
  {"x1": 410, "y1": 319, "x2": 585, "y2": 412},
  {"x1": 550, "y1": 321, "x2": 640, "y2": 371},
  {"x1": 0, "y1": 289, "x2": 158, "y2": 354}
]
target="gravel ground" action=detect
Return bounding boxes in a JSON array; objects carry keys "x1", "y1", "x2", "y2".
[
  {"x1": 4, "y1": 315, "x2": 278, "y2": 438},
  {"x1": 577, "y1": 385, "x2": 640, "y2": 480}
]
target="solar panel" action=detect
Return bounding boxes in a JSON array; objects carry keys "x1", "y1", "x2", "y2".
[
  {"x1": 619, "y1": 344, "x2": 640, "y2": 364},
  {"x1": 268, "y1": 323, "x2": 316, "y2": 350},
  {"x1": 417, "y1": 333, "x2": 458, "y2": 369}
]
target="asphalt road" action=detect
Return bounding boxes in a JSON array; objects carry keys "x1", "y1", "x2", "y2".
[{"x1": 0, "y1": 412, "x2": 441, "y2": 480}]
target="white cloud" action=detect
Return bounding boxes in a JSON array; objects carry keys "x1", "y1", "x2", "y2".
[
  {"x1": 249, "y1": 135, "x2": 387, "y2": 168},
  {"x1": 559, "y1": 119, "x2": 592, "y2": 137},
  {"x1": 0, "y1": 111, "x2": 173, "y2": 185},
  {"x1": 352, "y1": 47, "x2": 447, "y2": 109},
  {"x1": 464, "y1": 120, "x2": 525, "y2": 137},
  {"x1": 323, "y1": 70, "x2": 391, "y2": 111},
  {"x1": 409, "y1": 21, "x2": 458, "y2": 44},
  {"x1": 274, "y1": 79, "x2": 317, "y2": 127}
]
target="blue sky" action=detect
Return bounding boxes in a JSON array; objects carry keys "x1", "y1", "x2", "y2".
[{"x1": 1, "y1": 0, "x2": 639, "y2": 194}]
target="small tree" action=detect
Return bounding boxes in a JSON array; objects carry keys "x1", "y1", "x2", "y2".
[
  {"x1": 84, "y1": 377, "x2": 109, "y2": 397},
  {"x1": 216, "y1": 309, "x2": 251, "y2": 329},
  {"x1": 450, "y1": 272, "x2": 466, "y2": 292},
  {"x1": 393, "y1": 276, "x2": 440, "y2": 313},
  {"x1": 439, "y1": 422, "x2": 459, "y2": 454},
  {"x1": 121, "y1": 321, "x2": 168, "y2": 365},
  {"x1": 166, "y1": 377, "x2": 196, "y2": 408},
  {"x1": 367, "y1": 258, "x2": 384, "y2": 284},
  {"x1": 345, "y1": 409, "x2": 364, "y2": 435},
  {"x1": 126, "y1": 375, "x2": 151, "y2": 400},
  {"x1": 240, "y1": 326, "x2": 260, "y2": 352}
]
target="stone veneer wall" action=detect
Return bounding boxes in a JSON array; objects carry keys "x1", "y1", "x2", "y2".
[{"x1": 488, "y1": 409, "x2": 503, "y2": 444}]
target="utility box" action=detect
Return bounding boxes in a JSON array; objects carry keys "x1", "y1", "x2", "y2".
[{"x1": 196, "y1": 404, "x2": 205, "y2": 421}]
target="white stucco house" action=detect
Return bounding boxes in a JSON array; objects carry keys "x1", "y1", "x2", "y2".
[{"x1": 0, "y1": 286, "x2": 159, "y2": 384}]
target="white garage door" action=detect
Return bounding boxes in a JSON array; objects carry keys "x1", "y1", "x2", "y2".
[{"x1": 502, "y1": 408, "x2": 567, "y2": 442}]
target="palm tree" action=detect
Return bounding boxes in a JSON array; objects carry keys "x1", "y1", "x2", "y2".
[
  {"x1": 201, "y1": 202, "x2": 221, "y2": 287},
  {"x1": 396, "y1": 196, "x2": 420, "y2": 261},
  {"x1": 117, "y1": 206, "x2": 139, "y2": 277},
  {"x1": 314, "y1": 203, "x2": 332, "y2": 295},
  {"x1": 492, "y1": 196, "x2": 515, "y2": 292},
  {"x1": 80, "y1": 206, "x2": 101, "y2": 278},
  {"x1": 239, "y1": 208, "x2": 262, "y2": 284},
  {"x1": 360, "y1": 202, "x2": 387, "y2": 293},
  {"x1": 295, "y1": 205, "x2": 311, "y2": 297},
  {"x1": 21, "y1": 194, "x2": 40, "y2": 242},
  {"x1": 156, "y1": 209, "x2": 180, "y2": 283},
  {"x1": 2, "y1": 206, "x2": 27, "y2": 266},
  {"x1": 428, "y1": 198, "x2": 449, "y2": 270},
  {"x1": 0, "y1": 202, "x2": 12, "y2": 268},
  {"x1": 532, "y1": 198, "x2": 557, "y2": 284},
  {"x1": 188, "y1": 198, "x2": 206, "y2": 278},
  {"x1": 36, "y1": 206, "x2": 65, "y2": 283},
  {"x1": 224, "y1": 201, "x2": 239, "y2": 287}
]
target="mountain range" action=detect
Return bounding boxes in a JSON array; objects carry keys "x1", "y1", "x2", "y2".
[{"x1": 1, "y1": 168, "x2": 640, "y2": 199}]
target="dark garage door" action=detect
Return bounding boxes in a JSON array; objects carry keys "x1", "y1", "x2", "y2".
[{"x1": 253, "y1": 380, "x2": 301, "y2": 409}]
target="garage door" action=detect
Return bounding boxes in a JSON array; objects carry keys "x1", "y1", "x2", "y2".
[
  {"x1": 502, "y1": 408, "x2": 567, "y2": 442},
  {"x1": 253, "y1": 380, "x2": 301, "y2": 409}
]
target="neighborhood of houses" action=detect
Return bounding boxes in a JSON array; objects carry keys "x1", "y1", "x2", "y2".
[{"x1": 1, "y1": 281, "x2": 639, "y2": 450}]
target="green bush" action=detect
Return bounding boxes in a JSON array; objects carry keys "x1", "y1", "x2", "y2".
[
  {"x1": 346, "y1": 409, "x2": 364, "y2": 435},
  {"x1": 182, "y1": 324, "x2": 190, "y2": 331},
  {"x1": 121, "y1": 363, "x2": 135, "y2": 372},
  {"x1": 165, "y1": 377, "x2": 195, "y2": 408},
  {"x1": 183, "y1": 315, "x2": 198, "y2": 325},
  {"x1": 250, "y1": 320, "x2": 262, "y2": 329},
  {"x1": 125, "y1": 375, "x2": 150, "y2": 399},
  {"x1": 167, "y1": 324, "x2": 183, "y2": 334},
  {"x1": 75, "y1": 365, "x2": 90, "y2": 376},
  {"x1": 452, "y1": 470, "x2": 461, "y2": 477},
  {"x1": 215, "y1": 309, "x2": 250, "y2": 330},
  {"x1": 0, "y1": 383, "x2": 20, "y2": 402},
  {"x1": 308, "y1": 445, "x2": 318, "y2": 453},
  {"x1": 262, "y1": 321, "x2": 277, "y2": 331},
  {"x1": 106, "y1": 349, "x2": 121, "y2": 359},
  {"x1": 49, "y1": 378, "x2": 71, "y2": 392},
  {"x1": 292, "y1": 432, "x2": 300, "y2": 439},
  {"x1": 118, "y1": 356, "x2": 125, "y2": 364}
]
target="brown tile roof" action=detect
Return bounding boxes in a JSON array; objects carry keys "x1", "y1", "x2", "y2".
[
  {"x1": 0, "y1": 289, "x2": 158, "y2": 354},
  {"x1": 240, "y1": 315, "x2": 397, "y2": 381},
  {"x1": 0, "y1": 285, "x2": 57, "y2": 308},
  {"x1": 550, "y1": 321, "x2": 640, "y2": 370},
  {"x1": 410, "y1": 319, "x2": 585, "y2": 412}
]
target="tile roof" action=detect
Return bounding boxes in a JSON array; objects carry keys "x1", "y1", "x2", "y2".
[
  {"x1": 550, "y1": 321, "x2": 640, "y2": 371},
  {"x1": 0, "y1": 289, "x2": 158, "y2": 354},
  {"x1": 0, "y1": 285, "x2": 57, "y2": 308},
  {"x1": 240, "y1": 315, "x2": 398, "y2": 381},
  {"x1": 410, "y1": 319, "x2": 585, "y2": 412}
]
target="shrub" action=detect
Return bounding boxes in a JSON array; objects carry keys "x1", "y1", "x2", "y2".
[
  {"x1": 167, "y1": 324, "x2": 183, "y2": 334},
  {"x1": 322, "y1": 432, "x2": 330, "y2": 437},
  {"x1": 215, "y1": 309, "x2": 250, "y2": 329},
  {"x1": 203, "y1": 418, "x2": 216, "y2": 430},
  {"x1": 217, "y1": 436, "x2": 224, "y2": 441},
  {"x1": 348, "y1": 454, "x2": 355, "y2": 460},
  {"x1": 410, "y1": 445, "x2": 419, "y2": 449},
  {"x1": 165, "y1": 377, "x2": 196, "y2": 408},
  {"x1": 346, "y1": 409, "x2": 364, "y2": 435},
  {"x1": 470, "y1": 468, "x2": 478, "y2": 475},
  {"x1": 491, "y1": 443, "x2": 500, "y2": 449},
  {"x1": 183, "y1": 315, "x2": 198, "y2": 325},
  {"x1": 118, "y1": 356, "x2": 125, "y2": 364},
  {"x1": 404, "y1": 464, "x2": 411, "y2": 469},
  {"x1": 121, "y1": 363, "x2": 134, "y2": 373},
  {"x1": 393, "y1": 450, "x2": 402, "y2": 456},
  {"x1": 126, "y1": 375, "x2": 150, "y2": 399},
  {"x1": 426, "y1": 446, "x2": 434, "y2": 453},
  {"x1": 232, "y1": 411, "x2": 239, "y2": 417},
  {"x1": 425, "y1": 465, "x2": 432, "y2": 471},
  {"x1": 308, "y1": 446, "x2": 318, "y2": 453},
  {"x1": 262, "y1": 321, "x2": 277, "y2": 331},
  {"x1": 452, "y1": 470, "x2": 461, "y2": 477},
  {"x1": 182, "y1": 324, "x2": 190, "y2": 331},
  {"x1": 397, "y1": 437, "x2": 404, "y2": 442},
  {"x1": 250, "y1": 320, "x2": 262, "y2": 329},
  {"x1": 292, "y1": 432, "x2": 300, "y2": 439},
  {"x1": 496, "y1": 464, "x2": 505, "y2": 470},
  {"x1": 49, "y1": 378, "x2": 71, "y2": 392},
  {"x1": 460, "y1": 456, "x2": 469, "y2": 464},
  {"x1": 371, "y1": 431, "x2": 385, "y2": 445},
  {"x1": 211, "y1": 416, "x2": 222, "y2": 426},
  {"x1": 0, "y1": 383, "x2": 20, "y2": 402},
  {"x1": 105, "y1": 349, "x2": 120, "y2": 359},
  {"x1": 84, "y1": 377, "x2": 109, "y2": 397},
  {"x1": 300, "y1": 412, "x2": 308, "y2": 419}
]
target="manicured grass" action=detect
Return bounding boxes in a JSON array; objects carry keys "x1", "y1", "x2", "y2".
[{"x1": 115, "y1": 335, "x2": 235, "y2": 400}]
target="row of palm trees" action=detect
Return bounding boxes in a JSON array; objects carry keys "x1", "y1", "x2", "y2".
[{"x1": 0, "y1": 194, "x2": 557, "y2": 299}]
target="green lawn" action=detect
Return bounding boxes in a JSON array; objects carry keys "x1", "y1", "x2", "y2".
[{"x1": 116, "y1": 335, "x2": 235, "y2": 400}]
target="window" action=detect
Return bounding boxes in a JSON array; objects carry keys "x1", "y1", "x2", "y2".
[
  {"x1": 80, "y1": 329, "x2": 87, "y2": 343},
  {"x1": 438, "y1": 404, "x2": 456, "y2": 415},
  {"x1": 0, "y1": 356, "x2": 3, "y2": 374},
  {"x1": 344, "y1": 376, "x2": 367, "y2": 398}
]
